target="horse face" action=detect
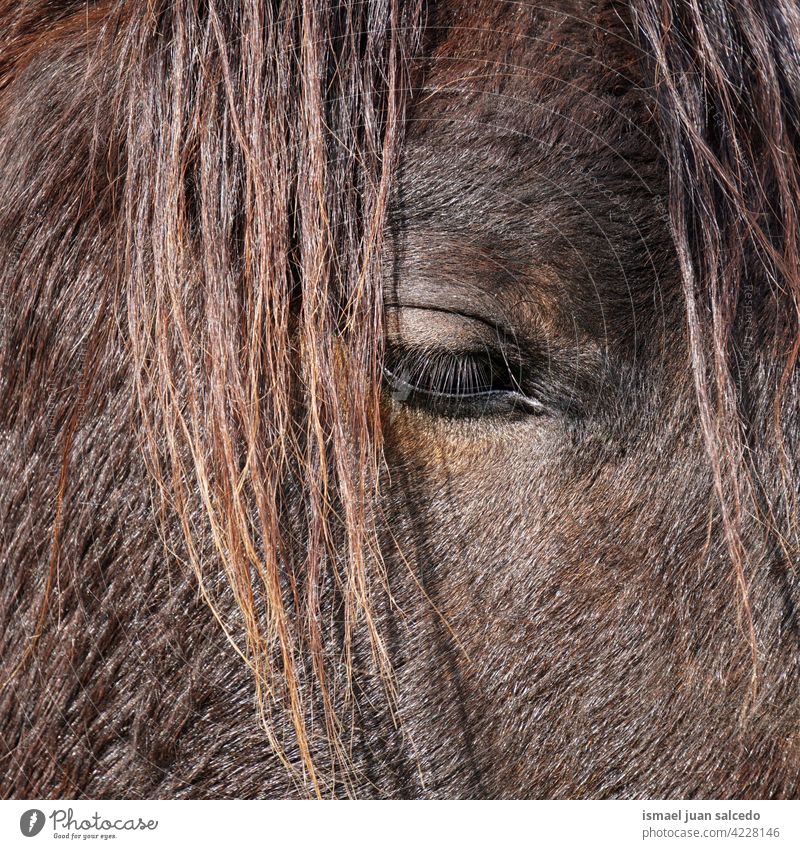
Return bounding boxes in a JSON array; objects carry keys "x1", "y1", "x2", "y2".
[{"x1": 3, "y1": 0, "x2": 797, "y2": 801}]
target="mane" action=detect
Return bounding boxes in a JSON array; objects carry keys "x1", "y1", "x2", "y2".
[
  {"x1": 120, "y1": 0, "x2": 425, "y2": 793},
  {"x1": 1, "y1": 0, "x2": 425, "y2": 795},
  {"x1": 633, "y1": 0, "x2": 800, "y2": 688},
  {"x1": 0, "y1": 0, "x2": 798, "y2": 797}
]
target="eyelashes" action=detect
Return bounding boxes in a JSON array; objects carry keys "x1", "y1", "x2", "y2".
[
  {"x1": 385, "y1": 346, "x2": 507, "y2": 396},
  {"x1": 382, "y1": 344, "x2": 544, "y2": 417}
]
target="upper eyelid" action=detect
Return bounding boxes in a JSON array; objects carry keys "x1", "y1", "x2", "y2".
[{"x1": 384, "y1": 303, "x2": 520, "y2": 348}]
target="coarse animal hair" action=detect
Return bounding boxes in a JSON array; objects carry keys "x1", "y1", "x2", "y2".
[{"x1": 1, "y1": 0, "x2": 798, "y2": 798}]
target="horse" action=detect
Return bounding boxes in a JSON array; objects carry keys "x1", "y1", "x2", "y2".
[{"x1": 1, "y1": 0, "x2": 798, "y2": 799}]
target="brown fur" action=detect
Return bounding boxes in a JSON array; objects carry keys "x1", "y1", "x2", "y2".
[{"x1": 1, "y1": 0, "x2": 798, "y2": 798}]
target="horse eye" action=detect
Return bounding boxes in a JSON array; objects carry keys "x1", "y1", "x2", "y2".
[{"x1": 383, "y1": 345, "x2": 544, "y2": 417}]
